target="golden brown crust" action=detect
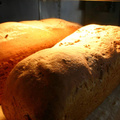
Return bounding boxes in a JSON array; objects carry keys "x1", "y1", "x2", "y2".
[
  {"x1": 0, "y1": 18, "x2": 81, "y2": 104},
  {"x1": 2, "y1": 24, "x2": 120, "y2": 120}
]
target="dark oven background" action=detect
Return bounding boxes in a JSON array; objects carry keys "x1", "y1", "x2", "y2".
[{"x1": 0, "y1": 0, "x2": 120, "y2": 26}]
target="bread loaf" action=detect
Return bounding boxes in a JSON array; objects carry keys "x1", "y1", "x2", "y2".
[
  {"x1": 2, "y1": 24, "x2": 120, "y2": 120},
  {"x1": 0, "y1": 18, "x2": 81, "y2": 103}
]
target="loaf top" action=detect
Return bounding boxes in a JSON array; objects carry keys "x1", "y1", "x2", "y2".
[
  {"x1": 0, "y1": 18, "x2": 81, "y2": 60},
  {"x1": 0, "y1": 18, "x2": 81, "y2": 43},
  {"x1": 54, "y1": 24, "x2": 120, "y2": 58}
]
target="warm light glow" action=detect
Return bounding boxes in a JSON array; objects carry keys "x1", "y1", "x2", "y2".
[{"x1": 54, "y1": 24, "x2": 101, "y2": 48}]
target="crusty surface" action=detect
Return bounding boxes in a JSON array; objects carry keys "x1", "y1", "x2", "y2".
[
  {"x1": 0, "y1": 18, "x2": 81, "y2": 103},
  {"x1": 2, "y1": 24, "x2": 120, "y2": 120}
]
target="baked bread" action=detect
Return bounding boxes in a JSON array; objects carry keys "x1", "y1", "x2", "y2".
[
  {"x1": 0, "y1": 18, "x2": 81, "y2": 103},
  {"x1": 2, "y1": 24, "x2": 120, "y2": 120}
]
